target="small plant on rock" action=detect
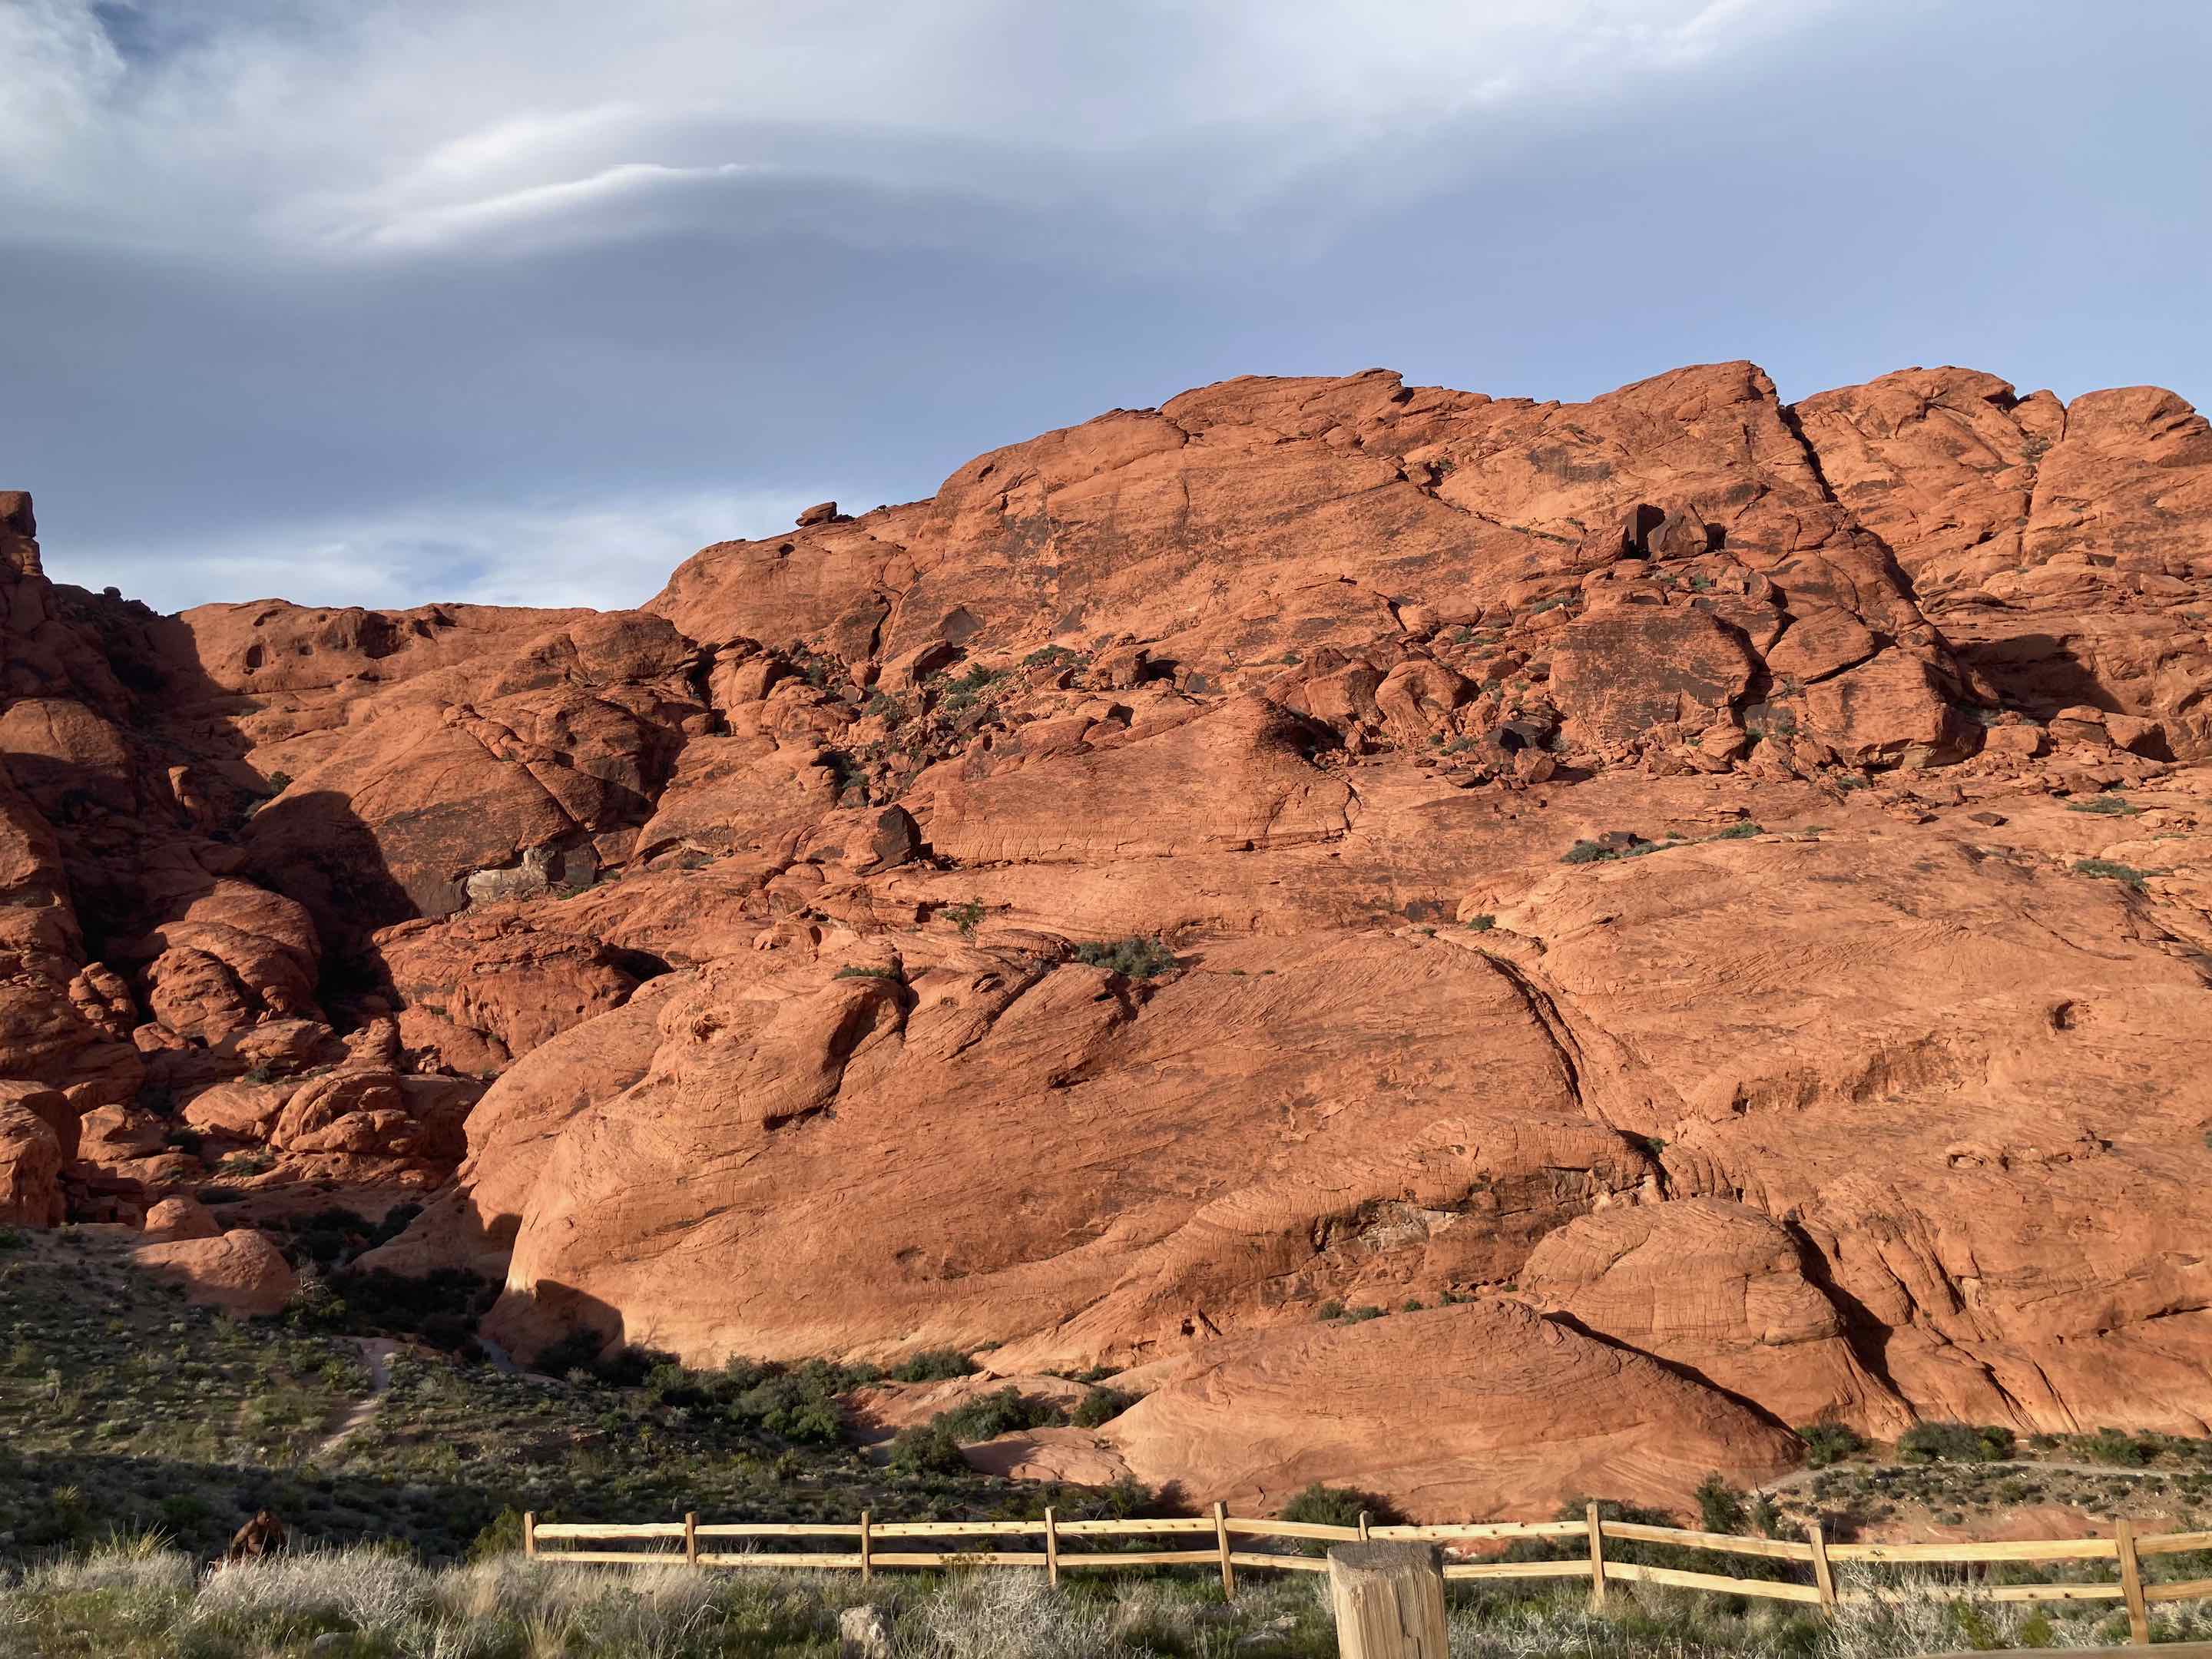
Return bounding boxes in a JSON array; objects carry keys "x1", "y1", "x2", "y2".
[
  {"x1": 1072, "y1": 935, "x2": 1179, "y2": 979},
  {"x1": 2075, "y1": 858, "x2": 2153, "y2": 891},
  {"x1": 1073, "y1": 1386, "x2": 1132, "y2": 1428}
]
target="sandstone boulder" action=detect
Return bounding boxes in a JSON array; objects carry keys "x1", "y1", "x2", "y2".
[
  {"x1": 130, "y1": 1228, "x2": 297, "y2": 1316},
  {"x1": 0, "y1": 1094, "x2": 65, "y2": 1225},
  {"x1": 1105, "y1": 1299, "x2": 1801, "y2": 1519}
]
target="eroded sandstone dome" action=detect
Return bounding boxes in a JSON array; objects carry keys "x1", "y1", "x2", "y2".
[{"x1": 4, "y1": 359, "x2": 2210, "y2": 1518}]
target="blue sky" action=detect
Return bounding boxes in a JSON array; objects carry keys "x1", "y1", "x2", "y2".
[{"x1": 3, "y1": 0, "x2": 2207, "y2": 613}]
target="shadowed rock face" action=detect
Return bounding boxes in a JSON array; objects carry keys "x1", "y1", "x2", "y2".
[{"x1": 5, "y1": 359, "x2": 2212, "y2": 1518}]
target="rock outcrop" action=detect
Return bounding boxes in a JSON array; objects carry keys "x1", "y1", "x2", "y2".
[{"x1": 6, "y1": 356, "x2": 2212, "y2": 1518}]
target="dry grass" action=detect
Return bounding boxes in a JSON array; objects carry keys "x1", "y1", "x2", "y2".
[{"x1": 4, "y1": 1538, "x2": 2206, "y2": 1657}]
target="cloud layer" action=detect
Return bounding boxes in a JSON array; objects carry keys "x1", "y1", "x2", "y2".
[{"x1": 5, "y1": 0, "x2": 2207, "y2": 611}]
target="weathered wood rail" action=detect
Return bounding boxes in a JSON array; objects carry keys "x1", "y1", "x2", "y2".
[{"x1": 522, "y1": 1504, "x2": 2212, "y2": 1643}]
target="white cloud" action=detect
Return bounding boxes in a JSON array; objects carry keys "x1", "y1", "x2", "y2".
[
  {"x1": 2, "y1": 0, "x2": 1841, "y2": 261},
  {"x1": 337, "y1": 161, "x2": 771, "y2": 252},
  {"x1": 40, "y1": 488, "x2": 830, "y2": 615}
]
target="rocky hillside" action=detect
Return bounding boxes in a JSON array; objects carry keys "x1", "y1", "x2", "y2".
[{"x1": 3, "y1": 360, "x2": 2209, "y2": 1522}]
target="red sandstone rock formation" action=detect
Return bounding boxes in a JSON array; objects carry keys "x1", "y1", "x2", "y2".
[{"x1": 5, "y1": 357, "x2": 2212, "y2": 1517}]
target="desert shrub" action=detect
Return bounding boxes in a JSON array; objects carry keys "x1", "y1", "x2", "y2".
[
  {"x1": 465, "y1": 1505, "x2": 528, "y2": 1562},
  {"x1": 530, "y1": 1327, "x2": 608, "y2": 1375},
  {"x1": 2075, "y1": 858, "x2": 2152, "y2": 891},
  {"x1": 1710, "y1": 820, "x2": 1764, "y2": 839},
  {"x1": 1897, "y1": 1421, "x2": 2015, "y2": 1463},
  {"x1": 1343, "y1": 1304, "x2": 1386, "y2": 1323},
  {"x1": 833, "y1": 963, "x2": 901, "y2": 980},
  {"x1": 727, "y1": 1359, "x2": 856, "y2": 1445},
  {"x1": 1315, "y1": 1300, "x2": 1346, "y2": 1320},
  {"x1": 1072, "y1": 1386, "x2": 1132, "y2": 1427},
  {"x1": 1277, "y1": 1482, "x2": 1401, "y2": 1553},
  {"x1": 860, "y1": 691, "x2": 909, "y2": 723},
  {"x1": 889, "y1": 1348, "x2": 975, "y2": 1383},
  {"x1": 888, "y1": 1419, "x2": 968, "y2": 1476},
  {"x1": 1464, "y1": 913, "x2": 1496, "y2": 931},
  {"x1": 1694, "y1": 1472, "x2": 1747, "y2": 1535},
  {"x1": 2081, "y1": 1426, "x2": 2156, "y2": 1466},
  {"x1": 2067, "y1": 793, "x2": 2140, "y2": 816},
  {"x1": 944, "y1": 900, "x2": 985, "y2": 935},
  {"x1": 1071, "y1": 935, "x2": 1179, "y2": 979},
  {"x1": 933, "y1": 1386, "x2": 1067, "y2": 1442},
  {"x1": 282, "y1": 1266, "x2": 496, "y2": 1349},
  {"x1": 1798, "y1": 1422, "x2": 1867, "y2": 1468}
]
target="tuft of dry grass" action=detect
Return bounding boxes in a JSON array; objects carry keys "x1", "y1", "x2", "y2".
[{"x1": 5, "y1": 1541, "x2": 2208, "y2": 1658}]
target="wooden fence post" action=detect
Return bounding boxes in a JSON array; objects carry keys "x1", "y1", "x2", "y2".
[
  {"x1": 1327, "y1": 1542, "x2": 1449, "y2": 1659},
  {"x1": 1211, "y1": 1501, "x2": 1237, "y2": 1599},
  {"x1": 1045, "y1": 1507, "x2": 1060, "y2": 1588},
  {"x1": 1586, "y1": 1502, "x2": 1606, "y2": 1608},
  {"x1": 684, "y1": 1512, "x2": 698, "y2": 1568},
  {"x1": 859, "y1": 1510, "x2": 873, "y2": 1583},
  {"x1": 1359, "y1": 1510, "x2": 1373, "y2": 1541},
  {"x1": 523, "y1": 1511, "x2": 538, "y2": 1560},
  {"x1": 2117, "y1": 1518, "x2": 2150, "y2": 1646},
  {"x1": 1806, "y1": 1522, "x2": 1836, "y2": 1613}
]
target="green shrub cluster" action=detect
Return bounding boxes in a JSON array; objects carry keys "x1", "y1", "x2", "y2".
[
  {"x1": 1796, "y1": 1422, "x2": 1867, "y2": 1468},
  {"x1": 889, "y1": 1349, "x2": 976, "y2": 1384},
  {"x1": 1072, "y1": 935, "x2": 1179, "y2": 979},
  {"x1": 1897, "y1": 1421, "x2": 2015, "y2": 1464},
  {"x1": 1072, "y1": 1386, "x2": 1132, "y2": 1428},
  {"x1": 2075, "y1": 858, "x2": 2153, "y2": 891}
]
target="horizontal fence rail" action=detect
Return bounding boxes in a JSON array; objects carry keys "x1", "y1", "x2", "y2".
[{"x1": 521, "y1": 1505, "x2": 2212, "y2": 1642}]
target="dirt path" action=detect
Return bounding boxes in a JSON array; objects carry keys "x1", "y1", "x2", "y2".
[{"x1": 315, "y1": 1338, "x2": 399, "y2": 1458}]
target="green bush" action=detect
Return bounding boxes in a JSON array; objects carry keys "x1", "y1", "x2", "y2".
[
  {"x1": 1315, "y1": 1300, "x2": 1345, "y2": 1320},
  {"x1": 1072, "y1": 1386, "x2": 1132, "y2": 1428},
  {"x1": 833, "y1": 964, "x2": 901, "y2": 980},
  {"x1": 1464, "y1": 914, "x2": 1495, "y2": 932},
  {"x1": 887, "y1": 1420, "x2": 968, "y2": 1476},
  {"x1": 1072, "y1": 935, "x2": 1179, "y2": 979},
  {"x1": 530, "y1": 1327, "x2": 607, "y2": 1376},
  {"x1": 1897, "y1": 1421, "x2": 2015, "y2": 1463},
  {"x1": 2075, "y1": 858, "x2": 2153, "y2": 891},
  {"x1": 1797, "y1": 1422, "x2": 1867, "y2": 1468},
  {"x1": 1276, "y1": 1482, "x2": 1401, "y2": 1552},
  {"x1": 932, "y1": 1386, "x2": 1067, "y2": 1442},
  {"x1": 2081, "y1": 1426, "x2": 2155, "y2": 1467},
  {"x1": 2067, "y1": 794, "x2": 2140, "y2": 816},
  {"x1": 1709, "y1": 821, "x2": 1764, "y2": 840},
  {"x1": 943, "y1": 900, "x2": 985, "y2": 935},
  {"x1": 1279, "y1": 1482, "x2": 1374, "y2": 1530},
  {"x1": 466, "y1": 1506, "x2": 528, "y2": 1561},
  {"x1": 889, "y1": 1349, "x2": 975, "y2": 1383},
  {"x1": 1694, "y1": 1472, "x2": 1747, "y2": 1534}
]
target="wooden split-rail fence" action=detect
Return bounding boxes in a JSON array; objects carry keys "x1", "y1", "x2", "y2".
[{"x1": 524, "y1": 1504, "x2": 2212, "y2": 1645}]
